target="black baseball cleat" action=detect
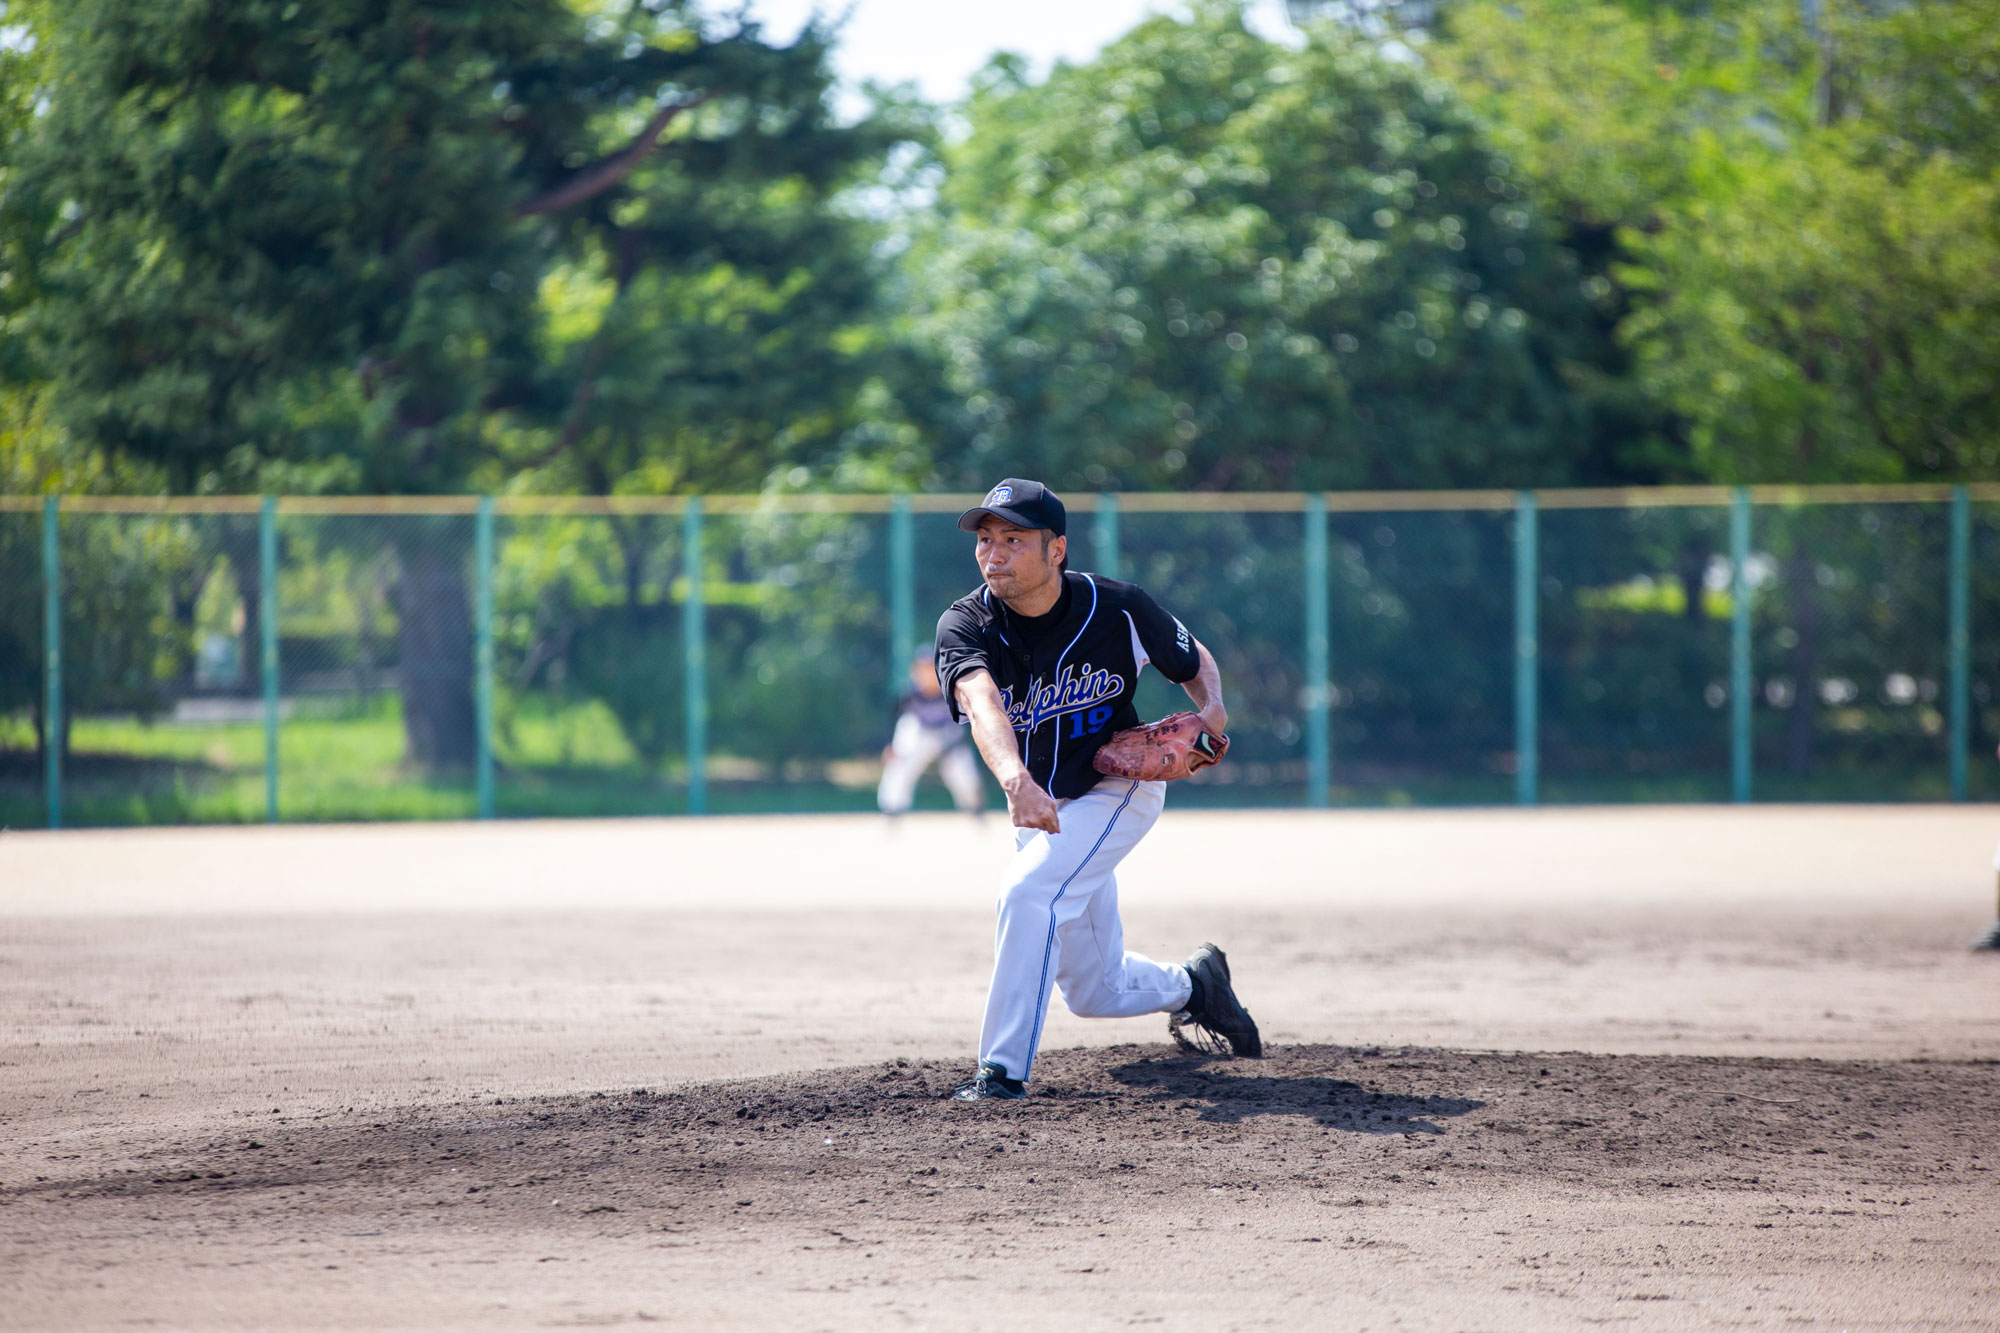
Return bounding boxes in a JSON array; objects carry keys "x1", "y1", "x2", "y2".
[
  {"x1": 950, "y1": 1062, "x2": 1027, "y2": 1101},
  {"x1": 1170, "y1": 942, "x2": 1263, "y2": 1058}
]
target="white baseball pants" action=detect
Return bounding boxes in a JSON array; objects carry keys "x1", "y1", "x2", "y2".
[
  {"x1": 977, "y1": 777, "x2": 1193, "y2": 1083},
  {"x1": 878, "y1": 716, "x2": 984, "y2": 814}
]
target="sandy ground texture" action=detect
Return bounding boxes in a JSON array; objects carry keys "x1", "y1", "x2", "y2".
[{"x1": 3, "y1": 805, "x2": 2000, "y2": 1329}]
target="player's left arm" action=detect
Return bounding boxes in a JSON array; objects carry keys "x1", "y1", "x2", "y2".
[
  {"x1": 1120, "y1": 586, "x2": 1226, "y2": 734},
  {"x1": 1178, "y1": 638, "x2": 1228, "y2": 736}
]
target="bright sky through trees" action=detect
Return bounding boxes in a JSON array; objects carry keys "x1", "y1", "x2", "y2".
[{"x1": 734, "y1": 0, "x2": 1299, "y2": 104}]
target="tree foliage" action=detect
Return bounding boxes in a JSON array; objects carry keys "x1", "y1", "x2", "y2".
[
  {"x1": 885, "y1": 1, "x2": 1660, "y2": 494},
  {"x1": 2, "y1": 0, "x2": 912, "y2": 768},
  {"x1": 1619, "y1": 143, "x2": 2000, "y2": 482},
  {"x1": 0, "y1": 393, "x2": 202, "y2": 761},
  {"x1": 13, "y1": 0, "x2": 906, "y2": 494},
  {"x1": 1430, "y1": 0, "x2": 2000, "y2": 482},
  {"x1": 4, "y1": 0, "x2": 1995, "y2": 798}
]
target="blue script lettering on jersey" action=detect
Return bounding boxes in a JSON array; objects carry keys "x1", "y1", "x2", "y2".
[{"x1": 1002, "y1": 662, "x2": 1125, "y2": 734}]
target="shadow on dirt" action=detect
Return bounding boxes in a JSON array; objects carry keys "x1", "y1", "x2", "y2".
[{"x1": 1106, "y1": 1055, "x2": 1484, "y2": 1133}]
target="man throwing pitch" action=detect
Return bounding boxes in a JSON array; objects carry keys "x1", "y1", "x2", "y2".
[{"x1": 934, "y1": 478, "x2": 1262, "y2": 1101}]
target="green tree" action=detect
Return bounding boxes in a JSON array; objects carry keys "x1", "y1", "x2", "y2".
[
  {"x1": 1619, "y1": 141, "x2": 2000, "y2": 482},
  {"x1": 1431, "y1": 0, "x2": 2000, "y2": 776},
  {"x1": 1831, "y1": 0, "x2": 2000, "y2": 172},
  {"x1": 1430, "y1": 0, "x2": 2000, "y2": 482},
  {"x1": 508, "y1": 110, "x2": 918, "y2": 499},
  {"x1": 12, "y1": 0, "x2": 907, "y2": 767},
  {"x1": 884, "y1": 1, "x2": 1650, "y2": 494},
  {"x1": 1, "y1": 5, "x2": 203, "y2": 777},
  {"x1": 0, "y1": 393, "x2": 202, "y2": 776}
]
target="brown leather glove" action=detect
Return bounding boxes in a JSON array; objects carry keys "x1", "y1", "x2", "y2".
[{"x1": 1091, "y1": 711, "x2": 1230, "y2": 782}]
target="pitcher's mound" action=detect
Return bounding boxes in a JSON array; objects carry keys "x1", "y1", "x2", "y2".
[
  {"x1": 19, "y1": 1045, "x2": 1999, "y2": 1328},
  {"x1": 67, "y1": 1043, "x2": 1994, "y2": 1221}
]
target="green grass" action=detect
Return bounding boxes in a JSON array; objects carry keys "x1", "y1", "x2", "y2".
[
  {"x1": 1, "y1": 697, "x2": 1991, "y2": 829},
  {"x1": 70, "y1": 713, "x2": 267, "y2": 767},
  {"x1": 497, "y1": 695, "x2": 640, "y2": 769},
  {"x1": 0, "y1": 713, "x2": 37, "y2": 752},
  {"x1": 0, "y1": 694, "x2": 971, "y2": 826}
]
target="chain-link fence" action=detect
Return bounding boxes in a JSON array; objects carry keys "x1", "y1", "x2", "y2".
[{"x1": 2, "y1": 487, "x2": 1995, "y2": 827}]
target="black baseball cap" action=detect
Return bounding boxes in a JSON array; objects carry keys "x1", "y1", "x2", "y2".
[{"x1": 957, "y1": 478, "x2": 1067, "y2": 537}]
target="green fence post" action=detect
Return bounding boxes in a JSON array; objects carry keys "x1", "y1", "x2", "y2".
[
  {"x1": 1730, "y1": 487, "x2": 1754, "y2": 804},
  {"x1": 1303, "y1": 494, "x2": 1330, "y2": 809},
  {"x1": 475, "y1": 496, "x2": 496, "y2": 820},
  {"x1": 1948, "y1": 485, "x2": 1971, "y2": 802},
  {"x1": 1093, "y1": 493, "x2": 1120, "y2": 581},
  {"x1": 1513, "y1": 492, "x2": 1539, "y2": 805},
  {"x1": 40, "y1": 496, "x2": 60, "y2": 829},
  {"x1": 260, "y1": 496, "x2": 280, "y2": 823},
  {"x1": 889, "y1": 493, "x2": 914, "y2": 696},
  {"x1": 683, "y1": 497, "x2": 707, "y2": 816}
]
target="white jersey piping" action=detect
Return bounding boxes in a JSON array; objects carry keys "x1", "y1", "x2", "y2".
[{"x1": 1045, "y1": 574, "x2": 1099, "y2": 782}]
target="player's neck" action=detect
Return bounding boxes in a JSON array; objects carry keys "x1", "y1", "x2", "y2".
[{"x1": 1000, "y1": 569, "x2": 1066, "y2": 619}]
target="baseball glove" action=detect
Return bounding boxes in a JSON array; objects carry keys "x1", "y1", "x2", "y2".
[{"x1": 1091, "y1": 711, "x2": 1229, "y2": 782}]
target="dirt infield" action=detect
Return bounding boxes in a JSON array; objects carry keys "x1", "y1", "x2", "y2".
[
  {"x1": 3, "y1": 806, "x2": 1999, "y2": 1329},
  {"x1": 10, "y1": 1046, "x2": 1999, "y2": 1330}
]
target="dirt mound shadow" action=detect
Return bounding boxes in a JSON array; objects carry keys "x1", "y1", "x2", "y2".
[{"x1": 1101, "y1": 1052, "x2": 1484, "y2": 1131}]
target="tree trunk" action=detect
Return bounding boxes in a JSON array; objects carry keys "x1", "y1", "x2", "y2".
[
  {"x1": 610, "y1": 514, "x2": 653, "y2": 623},
  {"x1": 1676, "y1": 537, "x2": 1707, "y2": 623},
  {"x1": 1784, "y1": 551, "x2": 1821, "y2": 775},
  {"x1": 34, "y1": 702, "x2": 70, "y2": 770},
  {"x1": 231, "y1": 516, "x2": 262, "y2": 696},
  {"x1": 394, "y1": 539, "x2": 476, "y2": 770}
]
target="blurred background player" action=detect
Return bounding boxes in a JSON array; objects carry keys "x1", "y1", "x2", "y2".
[
  {"x1": 878, "y1": 648, "x2": 984, "y2": 822},
  {"x1": 1979, "y1": 838, "x2": 2000, "y2": 950},
  {"x1": 1982, "y1": 735, "x2": 2000, "y2": 951}
]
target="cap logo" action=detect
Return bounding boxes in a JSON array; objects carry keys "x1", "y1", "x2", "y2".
[{"x1": 989, "y1": 486, "x2": 1013, "y2": 504}]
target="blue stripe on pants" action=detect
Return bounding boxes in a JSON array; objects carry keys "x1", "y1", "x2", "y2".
[{"x1": 1021, "y1": 780, "x2": 1140, "y2": 1080}]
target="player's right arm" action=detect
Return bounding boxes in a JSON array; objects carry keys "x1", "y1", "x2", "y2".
[{"x1": 953, "y1": 668, "x2": 1061, "y2": 834}]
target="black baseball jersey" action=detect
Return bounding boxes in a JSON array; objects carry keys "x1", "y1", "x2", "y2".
[{"x1": 934, "y1": 571, "x2": 1203, "y2": 800}]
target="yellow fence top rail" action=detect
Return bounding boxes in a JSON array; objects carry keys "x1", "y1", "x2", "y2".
[{"x1": 3, "y1": 482, "x2": 1998, "y2": 516}]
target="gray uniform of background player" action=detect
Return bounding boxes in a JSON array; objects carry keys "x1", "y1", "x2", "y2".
[{"x1": 877, "y1": 651, "x2": 982, "y2": 817}]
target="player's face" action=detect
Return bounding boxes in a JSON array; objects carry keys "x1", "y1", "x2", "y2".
[
  {"x1": 911, "y1": 659, "x2": 942, "y2": 696},
  {"x1": 975, "y1": 518, "x2": 1062, "y2": 603}
]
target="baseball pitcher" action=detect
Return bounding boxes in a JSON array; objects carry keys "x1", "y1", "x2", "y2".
[{"x1": 934, "y1": 478, "x2": 1262, "y2": 1101}]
